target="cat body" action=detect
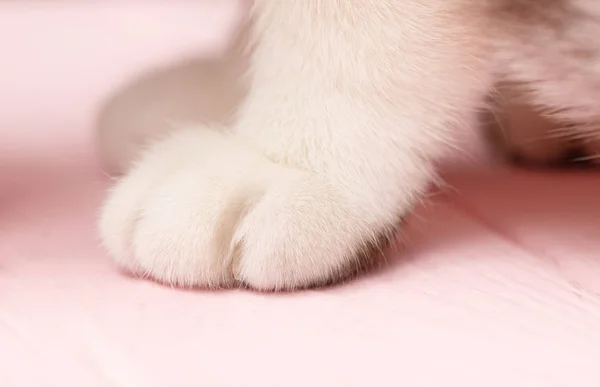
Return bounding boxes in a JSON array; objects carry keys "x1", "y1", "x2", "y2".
[{"x1": 98, "y1": 0, "x2": 600, "y2": 290}]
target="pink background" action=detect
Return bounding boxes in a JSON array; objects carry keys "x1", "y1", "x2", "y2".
[{"x1": 1, "y1": 3, "x2": 600, "y2": 386}]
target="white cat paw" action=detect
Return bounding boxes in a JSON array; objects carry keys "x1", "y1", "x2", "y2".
[{"x1": 99, "y1": 129, "x2": 388, "y2": 290}]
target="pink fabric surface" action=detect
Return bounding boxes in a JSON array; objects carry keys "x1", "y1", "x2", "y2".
[{"x1": 1, "y1": 3, "x2": 600, "y2": 387}]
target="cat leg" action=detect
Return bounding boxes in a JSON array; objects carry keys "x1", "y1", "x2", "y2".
[{"x1": 99, "y1": 0, "x2": 494, "y2": 290}]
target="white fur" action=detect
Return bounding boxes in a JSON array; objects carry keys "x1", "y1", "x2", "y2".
[
  {"x1": 99, "y1": 0, "x2": 494, "y2": 290},
  {"x1": 98, "y1": 0, "x2": 600, "y2": 290}
]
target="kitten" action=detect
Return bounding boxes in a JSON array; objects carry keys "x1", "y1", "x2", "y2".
[{"x1": 98, "y1": 0, "x2": 600, "y2": 290}]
